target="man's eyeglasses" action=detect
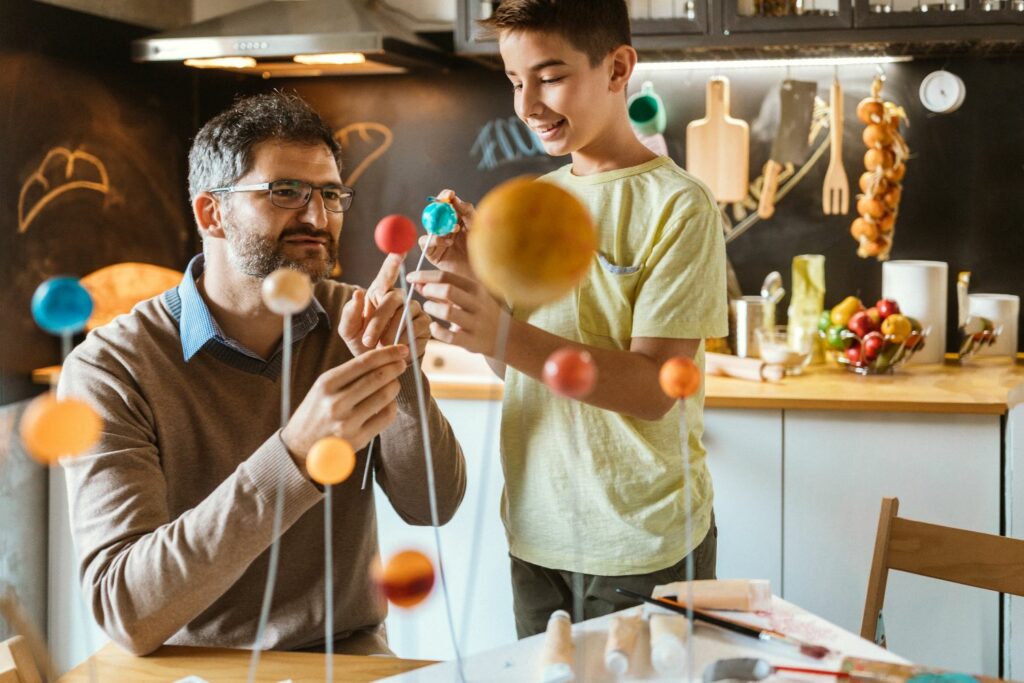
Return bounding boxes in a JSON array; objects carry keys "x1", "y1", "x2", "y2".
[{"x1": 209, "y1": 179, "x2": 355, "y2": 213}]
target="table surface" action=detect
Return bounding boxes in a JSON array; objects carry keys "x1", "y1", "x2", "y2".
[
  {"x1": 378, "y1": 597, "x2": 907, "y2": 682},
  {"x1": 430, "y1": 356, "x2": 1024, "y2": 415},
  {"x1": 56, "y1": 644, "x2": 433, "y2": 683}
]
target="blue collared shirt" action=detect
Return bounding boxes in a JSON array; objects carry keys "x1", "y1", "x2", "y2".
[{"x1": 163, "y1": 254, "x2": 327, "y2": 378}]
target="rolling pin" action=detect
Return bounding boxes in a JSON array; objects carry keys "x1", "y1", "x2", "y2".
[{"x1": 706, "y1": 353, "x2": 784, "y2": 383}]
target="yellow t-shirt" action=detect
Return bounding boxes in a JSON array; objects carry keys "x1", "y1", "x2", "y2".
[{"x1": 500, "y1": 156, "x2": 728, "y2": 576}]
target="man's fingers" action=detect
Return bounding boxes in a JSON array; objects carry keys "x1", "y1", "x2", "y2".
[
  {"x1": 368, "y1": 252, "x2": 405, "y2": 301},
  {"x1": 362, "y1": 289, "x2": 405, "y2": 347},
  {"x1": 319, "y1": 345, "x2": 408, "y2": 393},
  {"x1": 339, "y1": 289, "x2": 367, "y2": 344},
  {"x1": 356, "y1": 401, "x2": 400, "y2": 446},
  {"x1": 333, "y1": 359, "x2": 406, "y2": 411},
  {"x1": 347, "y1": 376, "x2": 403, "y2": 427}
]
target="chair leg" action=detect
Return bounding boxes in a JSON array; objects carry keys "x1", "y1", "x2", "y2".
[{"x1": 861, "y1": 497, "x2": 899, "y2": 644}]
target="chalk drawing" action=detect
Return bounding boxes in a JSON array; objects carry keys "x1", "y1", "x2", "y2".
[
  {"x1": 18, "y1": 147, "x2": 110, "y2": 233},
  {"x1": 470, "y1": 117, "x2": 546, "y2": 171},
  {"x1": 334, "y1": 122, "x2": 394, "y2": 187}
]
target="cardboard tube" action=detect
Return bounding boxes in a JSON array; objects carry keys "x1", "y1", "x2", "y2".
[
  {"x1": 653, "y1": 579, "x2": 772, "y2": 612},
  {"x1": 604, "y1": 612, "x2": 642, "y2": 675},
  {"x1": 540, "y1": 610, "x2": 574, "y2": 683},
  {"x1": 649, "y1": 613, "x2": 688, "y2": 674},
  {"x1": 706, "y1": 353, "x2": 784, "y2": 383}
]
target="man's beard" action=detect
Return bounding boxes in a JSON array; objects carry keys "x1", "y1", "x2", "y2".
[{"x1": 223, "y1": 219, "x2": 337, "y2": 282}]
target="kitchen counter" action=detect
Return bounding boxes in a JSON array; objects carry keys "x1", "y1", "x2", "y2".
[{"x1": 427, "y1": 349, "x2": 1024, "y2": 415}]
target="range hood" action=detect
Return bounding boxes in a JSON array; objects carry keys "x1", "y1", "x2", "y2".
[{"x1": 132, "y1": 0, "x2": 450, "y2": 77}]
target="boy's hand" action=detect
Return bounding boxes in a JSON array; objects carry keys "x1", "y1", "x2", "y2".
[
  {"x1": 422, "y1": 189, "x2": 475, "y2": 279},
  {"x1": 407, "y1": 269, "x2": 508, "y2": 359}
]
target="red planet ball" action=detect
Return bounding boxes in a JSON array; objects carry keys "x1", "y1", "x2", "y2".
[
  {"x1": 542, "y1": 348, "x2": 597, "y2": 398},
  {"x1": 375, "y1": 550, "x2": 435, "y2": 609},
  {"x1": 374, "y1": 214, "x2": 417, "y2": 254}
]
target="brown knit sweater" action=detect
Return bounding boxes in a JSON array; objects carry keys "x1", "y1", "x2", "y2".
[{"x1": 58, "y1": 278, "x2": 466, "y2": 656}]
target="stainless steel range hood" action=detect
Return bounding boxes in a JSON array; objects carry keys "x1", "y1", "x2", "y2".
[{"x1": 132, "y1": 0, "x2": 450, "y2": 77}]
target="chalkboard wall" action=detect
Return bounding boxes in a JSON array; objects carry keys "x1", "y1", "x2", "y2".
[
  {"x1": 279, "y1": 57, "x2": 1024, "y2": 354},
  {"x1": 1, "y1": 0, "x2": 196, "y2": 404}
]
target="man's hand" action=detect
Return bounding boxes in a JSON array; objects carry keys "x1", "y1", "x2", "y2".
[
  {"x1": 281, "y1": 345, "x2": 409, "y2": 462},
  {"x1": 407, "y1": 269, "x2": 508, "y2": 359},
  {"x1": 339, "y1": 253, "x2": 429, "y2": 359},
  {"x1": 422, "y1": 189, "x2": 475, "y2": 279}
]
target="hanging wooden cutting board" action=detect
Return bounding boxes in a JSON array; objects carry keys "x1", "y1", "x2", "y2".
[{"x1": 686, "y1": 76, "x2": 750, "y2": 204}]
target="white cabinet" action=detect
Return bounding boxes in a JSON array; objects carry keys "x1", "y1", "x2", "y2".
[
  {"x1": 783, "y1": 411, "x2": 1001, "y2": 675},
  {"x1": 375, "y1": 396, "x2": 513, "y2": 661},
  {"x1": 703, "y1": 408, "x2": 783, "y2": 593},
  {"x1": 1006, "y1": 392, "x2": 1024, "y2": 679}
]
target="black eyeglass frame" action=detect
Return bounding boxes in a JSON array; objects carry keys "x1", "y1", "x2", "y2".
[{"x1": 208, "y1": 179, "x2": 355, "y2": 213}]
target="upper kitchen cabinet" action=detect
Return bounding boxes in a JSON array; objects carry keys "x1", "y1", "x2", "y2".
[
  {"x1": 456, "y1": 0, "x2": 1024, "y2": 56},
  {"x1": 855, "y1": 0, "x2": 1024, "y2": 27},
  {"x1": 723, "y1": 0, "x2": 854, "y2": 33}
]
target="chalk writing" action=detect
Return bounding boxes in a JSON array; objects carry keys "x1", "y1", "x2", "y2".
[
  {"x1": 334, "y1": 122, "x2": 394, "y2": 187},
  {"x1": 470, "y1": 117, "x2": 546, "y2": 171},
  {"x1": 18, "y1": 147, "x2": 110, "y2": 233}
]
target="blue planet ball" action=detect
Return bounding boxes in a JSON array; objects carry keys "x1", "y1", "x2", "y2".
[
  {"x1": 421, "y1": 201, "x2": 458, "y2": 237},
  {"x1": 31, "y1": 277, "x2": 94, "y2": 335}
]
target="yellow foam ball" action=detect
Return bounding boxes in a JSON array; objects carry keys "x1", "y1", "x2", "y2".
[
  {"x1": 261, "y1": 268, "x2": 313, "y2": 316},
  {"x1": 468, "y1": 177, "x2": 596, "y2": 308},
  {"x1": 19, "y1": 393, "x2": 102, "y2": 465},
  {"x1": 306, "y1": 437, "x2": 356, "y2": 485}
]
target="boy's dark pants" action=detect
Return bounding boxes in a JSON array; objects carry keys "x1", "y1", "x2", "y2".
[{"x1": 510, "y1": 512, "x2": 718, "y2": 638}]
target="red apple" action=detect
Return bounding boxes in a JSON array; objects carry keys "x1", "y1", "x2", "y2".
[
  {"x1": 847, "y1": 310, "x2": 878, "y2": 338},
  {"x1": 866, "y1": 307, "x2": 882, "y2": 326},
  {"x1": 876, "y1": 299, "x2": 900, "y2": 320},
  {"x1": 863, "y1": 331, "x2": 885, "y2": 360},
  {"x1": 845, "y1": 343, "x2": 863, "y2": 365}
]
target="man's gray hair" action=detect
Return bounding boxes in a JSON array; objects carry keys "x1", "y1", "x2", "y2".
[{"x1": 188, "y1": 91, "x2": 343, "y2": 201}]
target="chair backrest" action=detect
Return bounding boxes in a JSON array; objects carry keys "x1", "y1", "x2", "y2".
[
  {"x1": 0, "y1": 635, "x2": 42, "y2": 683},
  {"x1": 861, "y1": 497, "x2": 1024, "y2": 644}
]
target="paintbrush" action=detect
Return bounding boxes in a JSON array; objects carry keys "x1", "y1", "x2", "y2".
[{"x1": 615, "y1": 588, "x2": 830, "y2": 659}]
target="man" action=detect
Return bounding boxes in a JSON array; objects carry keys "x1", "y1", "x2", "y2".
[{"x1": 58, "y1": 92, "x2": 466, "y2": 656}]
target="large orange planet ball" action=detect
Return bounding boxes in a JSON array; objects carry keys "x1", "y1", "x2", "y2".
[
  {"x1": 659, "y1": 357, "x2": 701, "y2": 399},
  {"x1": 306, "y1": 437, "x2": 356, "y2": 485},
  {"x1": 19, "y1": 393, "x2": 102, "y2": 464},
  {"x1": 375, "y1": 550, "x2": 435, "y2": 608},
  {"x1": 468, "y1": 178, "x2": 596, "y2": 307}
]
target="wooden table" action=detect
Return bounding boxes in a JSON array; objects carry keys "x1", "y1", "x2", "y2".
[{"x1": 57, "y1": 643, "x2": 434, "y2": 683}]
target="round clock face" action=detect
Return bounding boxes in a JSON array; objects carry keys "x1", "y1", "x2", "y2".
[{"x1": 919, "y1": 70, "x2": 966, "y2": 114}]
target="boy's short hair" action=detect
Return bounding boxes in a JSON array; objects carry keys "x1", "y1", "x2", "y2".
[
  {"x1": 479, "y1": 0, "x2": 631, "y2": 67},
  {"x1": 188, "y1": 91, "x2": 342, "y2": 202}
]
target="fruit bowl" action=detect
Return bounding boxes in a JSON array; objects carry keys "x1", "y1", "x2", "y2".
[
  {"x1": 955, "y1": 316, "x2": 1002, "y2": 363},
  {"x1": 821, "y1": 327, "x2": 929, "y2": 375}
]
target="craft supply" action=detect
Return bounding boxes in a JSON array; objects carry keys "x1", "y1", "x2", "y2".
[
  {"x1": 376, "y1": 550, "x2": 436, "y2": 609},
  {"x1": 841, "y1": 655, "x2": 1000, "y2": 683},
  {"x1": 306, "y1": 437, "x2": 356, "y2": 485},
  {"x1": 260, "y1": 268, "x2": 312, "y2": 316},
  {"x1": 542, "y1": 348, "x2": 597, "y2": 399},
  {"x1": 615, "y1": 588, "x2": 830, "y2": 659},
  {"x1": 374, "y1": 214, "x2": 418, "y2": 254},
  {"x1": 659, "y1": 356, "x2": 701, "y2": 398},
  {"x1": 653, "y1": 579, "x2": 772, "y2": 612},
  {"x1": 31, "y1": 276, "x2": 94, "y2": 335},
  {"x1": 540, "y1": 610, "x2": 575, "y2": 683},
  {"x1": 649, "y1": 613, "x2": 688, "y2": 674},
  {"x1": 705, "y1": 353, "x2": 785, "y2": 383},
  {"x1": 703, "y1": 657, "x2": 846, "y2": 683},
  {"x1": 19, "y1": 394, "x2": 101, "y2": 464},
  {"x1": 422, "y1": 198, "x2": 459, "y2": 237},
  {"x1": 604, "y1": 612, "x2": 642, "y2": 675}
]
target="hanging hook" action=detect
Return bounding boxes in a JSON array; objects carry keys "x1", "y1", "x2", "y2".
[{"x1": 874, "y1": 62, "x2": 887, "y2": 82}]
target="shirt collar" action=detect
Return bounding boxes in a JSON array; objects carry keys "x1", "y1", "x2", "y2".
[{"x1": 173, "y1": 254, "x2": 327, "y2": 363}]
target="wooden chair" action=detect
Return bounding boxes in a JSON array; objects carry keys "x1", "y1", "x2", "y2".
[
  {"x1": 0, "y1": 635, "x2": 43, "y2": 683},
  {"x1": 861, "y1": 497, "x2": 1024, "y2": 646}
]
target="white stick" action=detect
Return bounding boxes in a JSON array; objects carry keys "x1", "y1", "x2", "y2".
[
  {"x1": 325, "y1": 484, "x2": 334, "y2": 682},
  {"x1": 361, "y1": 237, "x2": 434, "y2": 491},
  {"x1": 247, "y1": 316, "x2": 292, "y2": 683}
]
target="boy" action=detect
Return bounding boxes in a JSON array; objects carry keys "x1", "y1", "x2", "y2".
[{"x1": 407, "y1": 0, "x2": 727, "y2": 638}]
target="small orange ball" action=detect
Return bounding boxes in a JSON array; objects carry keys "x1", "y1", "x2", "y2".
[
  {"x1": 659, "y1": 357, "x2": 701, "y2": 399},
  {"x1": 19, "y1": 393, "x2": 102, "y2": 465},
  {"x1": 306, "y1": 437, "x2": 356, "y2": 485},
  {"x1": 376, "y1": 550, "x2": 435, "y2": 608}
]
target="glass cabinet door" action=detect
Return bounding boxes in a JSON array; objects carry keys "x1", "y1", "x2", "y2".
[
  {"x1": 724, "y1": 0, "x2": 854, "y2": 31},
  {"x1": 854, "y1": 0, "x2": 1020, "y2": 25},
  {"x1": 628, "y1": 0, "x2": 709, "y2": 35}
]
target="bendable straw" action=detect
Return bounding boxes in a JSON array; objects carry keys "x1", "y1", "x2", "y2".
[
  {"x1": 247, "y1": 318, "x2": 292, "y2": 683},
  {"x1": 361, "y1": 237, "x2": 434, "y2": 490},
  {"x1": 397, "y1": 262, "x2": 465, "y2": 682}
]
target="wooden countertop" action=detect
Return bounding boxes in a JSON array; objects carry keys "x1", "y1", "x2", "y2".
[
  {"x1": 430, "y1": 357, "x2": 1024, "y2": 415},
  {"x1": 57, "y1": 642, "x2": 433, "y2": 682}
]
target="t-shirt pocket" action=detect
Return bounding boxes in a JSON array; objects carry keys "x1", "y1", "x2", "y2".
[{"x1": 577, "y1": 253, "x2": 642, "y2": 343}]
